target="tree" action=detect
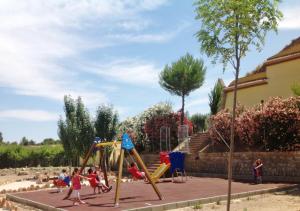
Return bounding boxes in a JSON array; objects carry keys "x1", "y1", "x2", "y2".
[
  {"x1": 291, "y1": 83, "x2": 300, "y2": 96},
  {"x1": 42, "y1": 138, "x2": 58, "y2": 145},
  {"x1": 75, "y1": 97, "x2": 95, "y2": 157},
  {"x1": 58, "y1": 95, "x2": 94, "y2": 166},
  {"x1": 190, "y1": 113, "x2": 208, "y2": 133},
  {"x1": 95, "y1": 104, "x2": 118, "y2": 170},
  {"x1": 20, "y1": 137, "x2": 29, "y2": 146},
  {"x1": 159, "y1": 53, "x2": 206, "y2": 125},
  {"x1": 209, "y1": 79, "x2": 224, "y2": 115},
  {"x1": 195, "y1": 1, "x2": 282, "y2": 210},
  {"x1": 0, "y1": 132, "x2": 3, "y2": 144},
  {"x1": 95, "y1": 104, "x2": 118, "y2": 141},
  {"x1": 28, "y1": 140, "x2": 36, "y2": 145}
]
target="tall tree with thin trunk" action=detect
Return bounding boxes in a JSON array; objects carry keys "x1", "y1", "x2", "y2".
[
  {"x1": 95, "y1": 104, "x2": 118, "y2": 170},
  {"x1": 194, "y1": 1, "x2": 282, "y2": 210},
  {"x1": 209, "y1": 79, "x2": 224, "y2": 115},
  {"x1": 58, "y1": 95, "x2": 94, "y2": 166},
  {"x1": 159, "y1": 53, "x2": 206, "y2": 125}
]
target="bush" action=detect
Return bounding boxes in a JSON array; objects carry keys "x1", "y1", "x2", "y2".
[
  {"x1": 208, "y1": 97, "x2": 300, "y2": 151},
  {"x1": 0, "y1": 144, "x2": 67, "y2": 168}
]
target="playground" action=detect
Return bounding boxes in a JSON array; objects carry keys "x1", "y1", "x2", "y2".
[{"x1": 6, "y1": 177, "x2": 292, "y2": 211}]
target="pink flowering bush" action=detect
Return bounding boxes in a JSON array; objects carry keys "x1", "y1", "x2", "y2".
[{"x1": 209, "y1": 97, "x2": 300, "y2": 151}]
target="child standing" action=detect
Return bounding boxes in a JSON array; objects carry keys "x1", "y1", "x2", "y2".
[
  {"x1": 71, "y1": 168, "x2": 87, "y2": 206},
  {"x1": 255, "y1": 159, "x2": 263, "y2": 184}
]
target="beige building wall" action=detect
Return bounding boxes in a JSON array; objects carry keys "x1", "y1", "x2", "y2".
[{"x1": 224, "y1": 59, "x2": 300, "y2": 109}]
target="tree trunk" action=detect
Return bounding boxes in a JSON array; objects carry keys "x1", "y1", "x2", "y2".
[
  {"x1": 227, "y1": 50, "x2": 240, "y2": 211},
  {"x1": 181, "y1": 95, "x2": 185, "y2": 125}
]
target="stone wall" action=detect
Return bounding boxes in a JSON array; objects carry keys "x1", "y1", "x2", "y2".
[{"x1": 185, "y1": 151, "x2": 300, "y2": 182}]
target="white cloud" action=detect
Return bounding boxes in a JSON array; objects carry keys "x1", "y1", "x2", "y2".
[
  {"x1": 279, "y1": 5, "x2": 300, "y2": 29},
  {"x1": 0, "y1": 0, "x2": 173, "y2": 106},
  {"x1": 0, "y1": 109, "x2": 58, "y2": 122},
  {"x1": 84, "y1": 59, "x2": 161, "y2": 86}
]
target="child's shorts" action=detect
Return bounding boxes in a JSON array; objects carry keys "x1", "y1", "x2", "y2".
[{"x1": 72, "y1": 189, "x2": 80, "y2": 198}]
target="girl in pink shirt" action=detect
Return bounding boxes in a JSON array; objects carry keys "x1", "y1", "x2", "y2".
[{"x1": 71, "y1": 168, "x2": 88, "y2": 206}]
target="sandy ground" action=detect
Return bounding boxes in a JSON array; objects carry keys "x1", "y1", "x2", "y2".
[{"x1": 171, "y1": 187, "x2": 300, "y2": 211}]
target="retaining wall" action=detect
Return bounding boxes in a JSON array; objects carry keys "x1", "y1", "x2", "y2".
[{"x1": 186, "y1": 151, "x2": 300, "y2": 182}]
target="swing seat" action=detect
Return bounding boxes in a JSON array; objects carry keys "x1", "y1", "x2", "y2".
[
  {"x1": 53, "y1": 179, "x2": 67, "y2": 187},
  {"x1": 53, "y1": 176, "x2": 70, "y2": 187}
]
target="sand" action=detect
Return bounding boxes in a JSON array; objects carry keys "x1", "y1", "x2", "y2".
[{"x1": 171, "y1": 188, "x2": 300, "y2": 211}]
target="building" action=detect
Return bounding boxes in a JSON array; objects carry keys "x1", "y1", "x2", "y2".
[{"x1": 223, "y1": 37, "x2": 300, "y2": 109}]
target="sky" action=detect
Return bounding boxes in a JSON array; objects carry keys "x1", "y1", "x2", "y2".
[{"x1": 0, "y1": 0, "x2": 299, "y2": 142}]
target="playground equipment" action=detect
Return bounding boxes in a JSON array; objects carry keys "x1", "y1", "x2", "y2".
[
  {"x1": 173, "y1": 125, "x2": 190, "y2": 153},
  {"x1": 114, "y1": 133, "x2": 162, "y2": 206},
  {"x1": 64, "y1": 134, "x2": 162, "y2": 206},
  {"x1": 64, "y1": 139, "x2": 119, "y2": 199},
  {"x1": 169, "y1": 151, "x2": 187, "y2": 182}
]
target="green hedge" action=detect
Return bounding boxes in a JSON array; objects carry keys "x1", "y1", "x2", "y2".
[{"x1": 0, "y1": 144, "x2": 68, "y2": 168}]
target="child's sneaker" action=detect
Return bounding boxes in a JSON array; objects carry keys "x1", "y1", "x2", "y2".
[
  {"x1": 107, "y1": 186, "x2": 112, "y2": 192},
  {"x1": 80, "y1": 200, "x2": 86, "y2": 204},
  {"x1": 73, "y1": 202, "x2": 79, "y2": 206}
]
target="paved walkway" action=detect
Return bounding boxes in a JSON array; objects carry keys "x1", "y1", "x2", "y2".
[{"x1": 9, "y1": 177, "x2": 290, "y2": 211}]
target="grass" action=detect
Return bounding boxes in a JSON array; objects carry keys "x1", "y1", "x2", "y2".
[{"x1": 193, "y1": 203, "x2": 203, "y2": 210}]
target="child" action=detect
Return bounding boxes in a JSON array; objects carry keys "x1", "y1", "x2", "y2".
[
  {"x1": 127, "y1": 162, "x2": 147, "y2": 182},
  {"x1": 255, "y1": 159, "x2": 263, "y2": 184},
  {"x1": 71, "y1": 168, "x2": 87, "y2": 206},
  {"x1": 87, "y1": 168, "x2": 112, "y2": 194}
]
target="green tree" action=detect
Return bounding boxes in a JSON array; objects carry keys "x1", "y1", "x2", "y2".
[
  {"x1": 95, "y1": 104, "x2": 118, "y2": 141},
  {"x1": 291, "y1": 83, "x2": 300, "y2": 96},
  {"x1": 20, "y1": 137, "x2": 29, "y2": 146},
  {"x1": 159, "y1": 53, "x2": 206, "y2": 125},
  {"x1": 195, "y1": 1, "x2": 282, "y2": 210},
  {"x1": 42, "y1": 138, "x2": 58, "y2": 145},
  {"x1": 190, "y1": 113, "x2": 208, "y2": 132},
  {"x1": 0, "y1": 132, "x2": 3, "y2": 144},
  {"x1": 209, "y1": 79, "x2": 224, "y2": 115},
  {"x1": 95, "y1": 104, "x2": 118, "y2": 170},
  {"x1": 28, "y1": 140, "x2": 36, "y2": 145},
  {"x1": 75, "y1": 97, "x2": 95, "y2": 156},
  {"x1": 58, "y1": 95, "x2": 94, "y2": 166}
]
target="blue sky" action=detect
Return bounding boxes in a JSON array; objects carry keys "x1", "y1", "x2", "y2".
[{"x1": 0, "y1": 0, "x2": 299, "y2": 142}]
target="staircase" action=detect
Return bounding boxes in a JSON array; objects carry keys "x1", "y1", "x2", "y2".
[
  {"x1": 144, "y1": 155, "x2": 161, "y2": 174},
  {"x1": 145, "y1": 132, "x2": 211, "y2": 172},
  {"x1": 188, "y1": 132, "x2": 211, "y2": 156}
]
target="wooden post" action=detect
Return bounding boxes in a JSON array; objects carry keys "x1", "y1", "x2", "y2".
[
  {"x1": 101, "y1": 147, "x2": 109, "y2": 187},
  {"x1": 79, "y1": 142, "x2": 96, "y2": 174},
  {"x1": 114, "y1": 148, "x2": 125, "y2": 207},
  {"x1": 131, "y1": 148, "x2": 162, "y2": 200}
]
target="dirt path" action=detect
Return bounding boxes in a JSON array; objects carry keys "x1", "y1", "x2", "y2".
[{"x1": 171, "y1": 187, "x2": 300, "y2": 211}]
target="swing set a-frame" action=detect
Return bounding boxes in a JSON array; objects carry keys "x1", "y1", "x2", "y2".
[{"x1": 65, "y1": 133, "x2": 162, "y2": 207}]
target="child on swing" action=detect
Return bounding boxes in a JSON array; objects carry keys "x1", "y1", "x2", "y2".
[
  {"x1": 87, "y1": 168, "x2": 112, "y2": 194},
  {"x1": 127, "y1": 162, "x2": 148, "y2": 182}
]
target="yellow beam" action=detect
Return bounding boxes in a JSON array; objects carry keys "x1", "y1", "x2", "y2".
[{"x1": 95, "y1": 141, "x2": 121, "y2": 148}]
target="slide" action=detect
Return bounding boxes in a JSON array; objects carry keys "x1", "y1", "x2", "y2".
[{"x1": 151, "y1": 163, "x2": 170, "y2": 183}]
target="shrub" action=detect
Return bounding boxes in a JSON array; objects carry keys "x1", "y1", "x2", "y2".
[
  {"x1": 208, "y1": 97, "x2": 300, "y2": 151},
  {"x1": 0, "y1": 144, "x2": 66, "y2": 168}
]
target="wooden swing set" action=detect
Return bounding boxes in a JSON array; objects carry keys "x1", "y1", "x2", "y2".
[{"x1": 64, "y1": 133, "x2": 162, "y2": 207}]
